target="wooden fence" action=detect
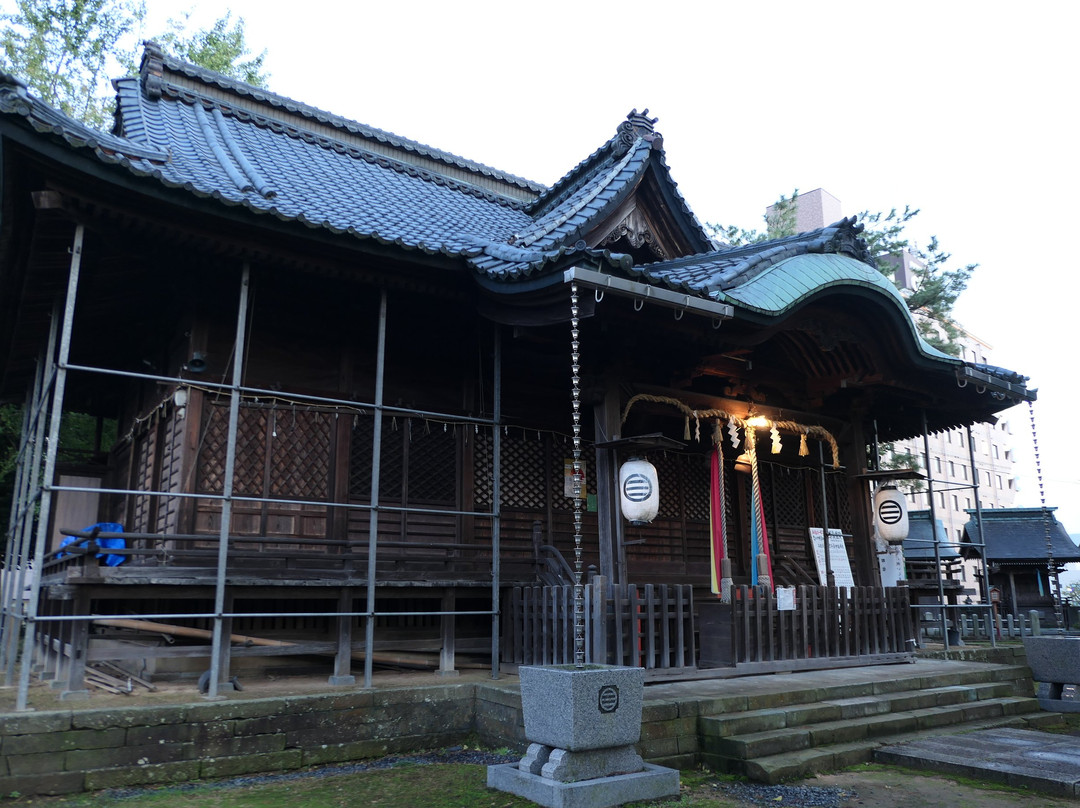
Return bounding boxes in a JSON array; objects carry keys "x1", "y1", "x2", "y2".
[
  {"x1": 727, "y1": 585, "x2": 916, "y2": 673},
  {"x1": 502, "y1": 577, "x2": 695, "y2": 677},
  {"x1": 917, "y1": 606, "x2": 1077, "y2": 643}
]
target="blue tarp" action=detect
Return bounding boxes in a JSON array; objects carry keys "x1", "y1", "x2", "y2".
[{"x1": 59, "y1": 522, "x2": 126, "y2": 566}]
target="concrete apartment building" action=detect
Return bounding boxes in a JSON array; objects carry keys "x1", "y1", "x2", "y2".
[{"x1": 777, "y1": 189, "x2": 1018, "y2": 600}]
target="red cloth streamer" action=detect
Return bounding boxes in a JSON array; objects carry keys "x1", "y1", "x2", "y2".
[{"x1": 709, "y1": 446, "x2": 725, "y2": 594}]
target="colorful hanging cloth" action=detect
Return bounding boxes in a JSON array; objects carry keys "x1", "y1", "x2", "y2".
[{"x1": 709, "y1": 445, "x2": 726, "y2": 594}]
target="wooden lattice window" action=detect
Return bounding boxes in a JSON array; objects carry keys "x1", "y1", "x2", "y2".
[
  {"x1": 197, "y1": 402, "x2": 331, "y2": 501},
  {"x1": 764, "y1": 463, "x2": 808, "y2": 529},
  {"x1": 349, "y1": 415, "x2": 456, "y2": 506},
  {"x1": 130, "y1": 428, "x2": 155, "y2": 532},
  {"x1": 682, "y1": 453, "x2": 710, "y2": 522},
  {"x1": 266, "y1": 409, "x2": 331, "y2": 501}
]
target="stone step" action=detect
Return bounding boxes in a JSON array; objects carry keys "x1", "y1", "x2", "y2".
[
  {"x1": 734, "y1": 712, "x2": 1055, "y2": 785},
  {"x1": 696, "y1": 663, "x2": 1032, "y2": 717},
  {"x1": 699, "y1": 681, "x2": 1017, "y2": 739},
  {"x1": 702, "y1": 696, "x2": 1042, "y2": 762}
]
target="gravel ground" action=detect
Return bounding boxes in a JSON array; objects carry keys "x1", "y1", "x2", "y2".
[{"x1": 716, "y1": 781, "x2": 856, "y2": 807}]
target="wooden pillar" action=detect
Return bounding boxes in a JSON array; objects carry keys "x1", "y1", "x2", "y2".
[
  {"x1": 437, "y1": 589, "x2": 459, "y2": 677},
  {"x1": 1008, "y1": 571, "x2": 1020, "y2": 618},
  {"x1": 329, "y1": 587, "x2": 355, "y2": 685},
  {"x1": 593, "y1": 387, "x2": 622, "y2": 587},
  {"x1": 845, "y1": 415, "x2": 878, "y2": 586},
  {"x1": 60, "y1": 592, "x2": 90, "y2": 701}
]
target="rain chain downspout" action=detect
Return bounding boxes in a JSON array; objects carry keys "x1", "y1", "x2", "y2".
[
  {"x1": 570, "y1": 284, "x2": 585, "y2": 667},
  {"x1": 1028, "y1": 401, "x2": 1064, "y2": 631},
  {"x1": 490, "y1": 324, "x2": 502, "y2": 679}
]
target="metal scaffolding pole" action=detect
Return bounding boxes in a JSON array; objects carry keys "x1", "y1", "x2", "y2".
[
  {"x1": 16, "y1": 224, "x2": 85, "y2": 711},
  {"x1": 921, "y1": 409, "x2": 949, "y2": 650},
  {"x1": 1, "y1": 338, "x2": 50, "y2": 683},
  {"x1": 490, "y1": 324, "x2": 502, "y2": 679},
  {"x1": 1, "y1": 365, "x2": 37, "y2": 679},
  {"x1": 363, "y1": 290, "x2": 388, "y2": 690},
  {"x1": 206, "y1": 263, "x2": 252, "y2": 700},
  {"x1": 965, "y1": 423, "x2": 997, "y2": 646}
]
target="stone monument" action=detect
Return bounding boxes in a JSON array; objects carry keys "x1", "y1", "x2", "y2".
[
  {"x1": 487, "y1": 664, "x2": 679, "y2": 808},
  {"x1": 487, "y1": 283, "x2": 679, "y2": 806},
  {"x1": 1023, "y1": 635, "x2": 1080, "y2": 713}
]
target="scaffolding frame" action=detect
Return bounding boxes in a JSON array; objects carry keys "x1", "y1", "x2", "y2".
[{"x1": 0, "y1": 227, "x2": 506, "y2": 709}]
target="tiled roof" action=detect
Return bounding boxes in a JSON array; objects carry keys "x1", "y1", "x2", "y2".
[
  {"x1": 108, "y1": 62, "x2": 535, "y2": 259},
  {"x1": 632, "y1": 218, "x2": 872, "y2": 298},
  {"x1": 0, "y1": 51, "x2": 1035, "y2": 410},
  {"x1": 962, "y1": 508, "x2": 1080, "y2": 563},
  {"x1": 129, "y1": 44, "x2": 546, "y2": 198},
  {"x1": 904, "y1": 511, "x2": 961, "y2": 559}
]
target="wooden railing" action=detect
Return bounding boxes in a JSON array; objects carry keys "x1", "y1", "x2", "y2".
[
  {"x1": 502, "y1": 577, "x2": 695, "y2": 677},
  {"x1": 728, "y1": 585, "x2": 916, "y2": 673}
]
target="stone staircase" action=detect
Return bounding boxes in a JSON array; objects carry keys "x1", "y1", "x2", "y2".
[{"x1": 694, "y1": 661, "x2": 1060, "y2": 784}]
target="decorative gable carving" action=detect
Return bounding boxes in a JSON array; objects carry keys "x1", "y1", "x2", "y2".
[{"x1": 600, "y1": 208, "x2": 666, "y2": 260}]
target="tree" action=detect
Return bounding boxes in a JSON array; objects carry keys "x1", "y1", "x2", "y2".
[
  {"x1": 710, "y1": 195, "x2": 974, "y2": 357},
  {"x1": 0, "y1": 0, "x2": 146, "y2": 129},
  {"x1": 856, "y1": 206, "x2": 975, "y2": 357},
  {"x1": 709, "y1": 190, "x2": 800, "y2": 247},
  {"x1": 1, "y1": 2, "x2": 269, "y2": 128},
  {"x1": 1063, "y1": 581, "x2": 1080, "y2": 606},
  {"x1": 155, "y1": 12, "x2": 267, "y2": 87}
]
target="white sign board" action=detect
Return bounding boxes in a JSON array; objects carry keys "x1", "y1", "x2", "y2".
[
  {"x1": 563, "y1": 459, "x2": 587, "y2": 499},
  {"x1": 776, "y1": 586, "x2": 796, "y2": 611},
  {"x1": 809, "y1": 528, "x2": 856, "y2": 589}
]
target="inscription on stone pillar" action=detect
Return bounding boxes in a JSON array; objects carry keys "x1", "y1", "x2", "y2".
[{"x1": 598, "y1": 684, "x2": 619, "y2": 713}]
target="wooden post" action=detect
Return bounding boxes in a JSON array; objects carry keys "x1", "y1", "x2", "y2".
[
  {"x1": 60, "y1": 592, "x2": 90, "y2": 701},
  {"x1": 593, "y1": 387, "x2": 622, "y2": 587},
  {"x1": 437, "y1": 589, "x2": 459, "y2": 677},
  {"x1": 329, "y1": 587, "x2": 355, "y2": 685}
]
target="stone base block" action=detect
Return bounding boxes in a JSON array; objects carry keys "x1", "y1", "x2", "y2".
[
  {"x1": 487, "y1": 762, "x2": 679, "y2": 808},
  {"x1": 543, "y1": 745, "x2": 643, "y2": 783},
  {"x1": 1037, "y1": 697, "x2": 1080, "y2": 713}
]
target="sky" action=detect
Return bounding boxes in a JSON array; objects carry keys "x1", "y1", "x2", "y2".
[{"x1": 9, "y1": 2, "x2": 1080, "y2": 562}]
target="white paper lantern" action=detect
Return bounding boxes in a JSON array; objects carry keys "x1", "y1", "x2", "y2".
[
  {"x1": 619, "y1": 458, "x2": 659, "y2": 525},
  {"x1": 874, "y1": 484, "x2": 908, "y2": 544}
]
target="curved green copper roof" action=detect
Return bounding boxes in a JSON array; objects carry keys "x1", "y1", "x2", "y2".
[{"x1": 716, "y1": 252, "x2": 959, "y2": 365}]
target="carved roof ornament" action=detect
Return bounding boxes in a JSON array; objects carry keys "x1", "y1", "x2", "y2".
[
  {"x1": 614, "y1": 108, "x2": 660, "y2": 155},
  {"x1": 601, "y1": 209, "x2": 666, "y2": 259}
]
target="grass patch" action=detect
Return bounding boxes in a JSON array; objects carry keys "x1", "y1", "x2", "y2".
[
  {"x1": 844, "y1": 762, "x2": 1037, "y2": 796},
  {"x1": 13, "y1": 764, "x2": 540, "y2": 808}
]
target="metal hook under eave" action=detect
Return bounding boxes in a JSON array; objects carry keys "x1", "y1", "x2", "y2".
[
  {"x1": 674, "y1": 297, "x2": 688, "y2": 321},
  {"x1": 976, "y1": 385, "x2": 986, "y2": 394},
  {"x1": 712, "y1": 317, "x2": 723, "y2": 330},
  {"x1": 956, "y1": 375, "x2": 967, "y2": 388},
  {"x1": 633, "y1": 298, "x2": 644, "y2": 312},
  {"x1": 595, "y1": 288, "x2": 604, "y2": 303}
]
